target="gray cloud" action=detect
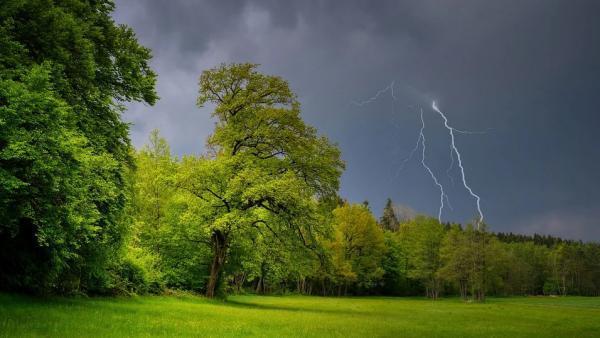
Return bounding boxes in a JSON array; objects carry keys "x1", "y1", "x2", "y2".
[
  {"x1": 114, "y1": 0, "x2": 600, "y2": 240},
  {"x1": 515, "y1": 207, "x2": 600, "y2": 241}
]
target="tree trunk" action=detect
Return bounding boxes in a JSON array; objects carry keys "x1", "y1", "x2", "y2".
[
  {"x1": 460, "y1": 279, "x2": 467, "y2": 300},
  {"x1": 255, "y1": 262, "x2": 267, "y2": 294},
  {"x1": 297, "y1": 276, "x2": 306, "y2": 294},
  {"x1": 256, "y1": 276, "x2": 263, "y2": 294},
  {"x1": 206, "y1": 230, "x2": 228, "y2": 298},
  {"x1": 233, "y1": 272, "x2": 246, "y2": 293}
]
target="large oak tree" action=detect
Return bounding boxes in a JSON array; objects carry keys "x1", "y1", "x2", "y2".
[{"x1": 177, "y1": 63, "x2": 344, "y2": 297}]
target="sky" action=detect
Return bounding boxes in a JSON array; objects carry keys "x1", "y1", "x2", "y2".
[{"x1": 112, "y1": 0, "x2": 600, "y2": 241}]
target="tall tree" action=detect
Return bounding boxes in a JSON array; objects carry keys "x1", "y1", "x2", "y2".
[
  {"x1": 380, "y1": 198, "x2": 399, "y2": 232},
  {"x1": 0, "y1": 0, "x2": 157, "y2": 293},
  {"x1": 177, "y1": 63, "x2": 344, "y2": 297},
  {"x1": 132, "y1": 130, "x2": 176, "y2": 253}
]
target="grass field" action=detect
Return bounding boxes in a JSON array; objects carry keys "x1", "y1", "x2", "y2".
[{"x1": 1, "y1": 293, "x2": 599, "y2": 337}]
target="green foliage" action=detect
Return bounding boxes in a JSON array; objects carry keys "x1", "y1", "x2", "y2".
[
  {"x1": 129, "y1": 130, "x2": 212, "y2": 293},
  {"x1": 126, "y1": 133, "x2": 600, "y2": 298},
  {"x1": 500, "y1": 241, "x2": 549, "y2": 295},
  {"x1": 438, "y1": 225, "x2": 471, "y2": 298},
  {"x1": 398, "y1": 216, "x2": 445, "y2": 299},
  {"x1": 99, "y1": 256, "x2": 149, "y2": 296},
  {"x1": 132, "y1": 130, "x2": 176, "y2": 249},
  {"x1": 2, "y1": 1, "x2": 599, "y2": 303},
  {"x1": 546, "y1": 242, "x2": 600, "y2": 296},
  {"x1": 379, "y1": 198, "x2": 399, "y2": 231},
  {"x1": 0, "y1": 64, "x2": 115, "y2": 292},
  {"x1": 328, "y1": 204, "x2": 386, "y2": 293},
  {"x1": 0, "y1": 0, "x2": 156, "y2": 294},
  {"x1": 378, "y1": 231, "x2": 409, "y2": 295},
  {"x1": 176, "y1": 63, "x2": 344, "y2": 297}
]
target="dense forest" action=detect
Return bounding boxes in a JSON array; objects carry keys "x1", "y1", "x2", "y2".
[{"x1": 1, "y1": 0, "x2": 599, "y2": 302}]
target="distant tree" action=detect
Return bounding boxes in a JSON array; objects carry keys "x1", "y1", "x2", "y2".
[
  {"x1": 362, "y1": 200, "x2": 371, "y2": 210},
  {"x1": 581, "y1": 243, "x2": 600, "y2": 296},
  {"x1": 495, "y1": 232, "x2": 571, "y2": 247},
  {"x1": 378, "y1": 231, "x2": 409, "y2": 295},
  {"x1": 380, "y1": 198, "x2": 399, "y2": 231},
  {"x1": 546, "y1": 243, "x2": 584, "y2": 296},
  {"x1": 328, "y1": 204, "x2": 386, "y2": 294},
  {"x1": 502, "y1": 242, "x2": 549, "y2": 295},
  {"x1": 395, "y1": 205, "x2": 417, "y2": 224},
  {"x1": 440, "y1": 223, "x2": 504, "y2": 301},
  {"x1": 463, "y1": 224, "x2": 497, "y2": 301},
  {"x1": 176, "y1": 63, "x2": 344, "y2": 297},
  {"x1": 399, "y1": 216, "x2": 445, "y2": 299},
  {"x1": 439, "y1": 225, "x2": 471, "y2": 299}
]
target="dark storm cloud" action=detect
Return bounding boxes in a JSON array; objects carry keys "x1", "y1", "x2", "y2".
[{"x1": 113, "y1": 0, "x2": 600, "y2": 240}]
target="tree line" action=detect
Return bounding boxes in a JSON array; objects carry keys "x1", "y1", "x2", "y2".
[
  {"x1": 131, "y1": 143, "x2": 600, "y2": 300},
  {"x1": 1, "y1": 1, "x2": 599, "y2": 301}
]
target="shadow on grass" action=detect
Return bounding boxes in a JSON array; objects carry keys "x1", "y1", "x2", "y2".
[{"x1": 222, "y1": 298, "x2": 373, "y2": 317}]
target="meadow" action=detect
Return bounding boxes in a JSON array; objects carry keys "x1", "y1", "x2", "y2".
[{"x1": 1, "y1": 293, "x2": 599, "y2": 337}]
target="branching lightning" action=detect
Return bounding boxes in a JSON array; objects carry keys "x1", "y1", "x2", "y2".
[
  {"x1": 352, "y1": 83, "x2": 484, "y2": 226},
  {"x1": 396, "y1": 107, "x2": 453, "y2": 218},
  {"x1": 432, "y1": 101, "x2": 484, "y2": 227}
]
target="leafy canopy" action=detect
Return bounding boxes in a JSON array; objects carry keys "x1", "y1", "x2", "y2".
[{"x1": 178, "y1": 63, "x2": 344, "y2": 296}]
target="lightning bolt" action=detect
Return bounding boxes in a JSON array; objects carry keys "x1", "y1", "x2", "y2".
[
  {"x1": 446, "y1": 128, "x2": 491, "y2": 185},
  {"x1": 447, "y1": 148, "x2": 455, "y2": 186},
  {"x1": 351, "y1": 81, "x2": 397, "y2": 106},
  {"x1": 397, "y1": 120, "x2": 421, "y2": 172},
  {"x1": 431, "y1": 101, "x2": 484, "y2": 227},
  {"x1": 351, "y1": 84, "x2": 485, "y2": 225},
  {"x1": 418, "y1": 108, "x2": 447, "y2": 222}
]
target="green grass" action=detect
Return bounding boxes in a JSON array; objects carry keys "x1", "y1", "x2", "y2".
[{"x1": 1, "y1": 293, "x2": 599, "y2": 337}]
